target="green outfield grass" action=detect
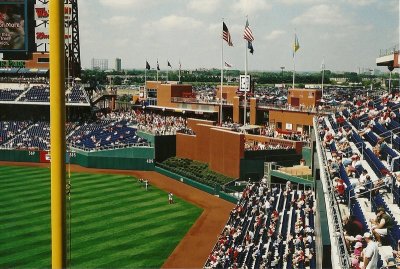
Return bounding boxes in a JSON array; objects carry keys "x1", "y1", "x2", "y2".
[{"x1": 0, "y1": 165, "x2": 203, "y2": 268}]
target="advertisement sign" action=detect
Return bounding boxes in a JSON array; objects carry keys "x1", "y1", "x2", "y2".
[
  {"x1": 35, "y1": 27, "x2": 71, "y2": 43},
  {"x1": 240, "y1": 75, "x2": 251, "y2": 92},
  {"x1": 34, "y1": 4, "x2": 72, "y2": 21},
  {"x1": 0, "y1": 0, "x2": 27, "y2": 51}
]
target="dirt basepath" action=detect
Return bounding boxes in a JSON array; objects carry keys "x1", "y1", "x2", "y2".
[{"x1": 0, "y1": 162, "x2": 234, "y2": 268}]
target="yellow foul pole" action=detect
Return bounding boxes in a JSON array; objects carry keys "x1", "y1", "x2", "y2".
[{"x1": 50, "y1": 0, "x2": 66, "y2": 268}]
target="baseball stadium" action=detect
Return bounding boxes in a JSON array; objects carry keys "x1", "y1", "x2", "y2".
[{"x1": 1, "y1": 1, "x2": 400, "y2": 269}]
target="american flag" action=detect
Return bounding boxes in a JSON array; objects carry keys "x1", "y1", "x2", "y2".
[
  {"x1": 224, "y1": 62, "x2": 232, "y2": 68},
  {"x1": 223, "y1": 22, "x2": 233, "y2": 46},
  {"x1": 243, "y1": 19, "x2": 254, "y2": 42}
]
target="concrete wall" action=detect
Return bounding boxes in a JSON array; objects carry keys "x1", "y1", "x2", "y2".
[
  {"x1": 288, "y1": 88, "x2": 322, "y2": 107},
  {"x1": 269, "y1": 110, "x2": 314, "y2": 132}
]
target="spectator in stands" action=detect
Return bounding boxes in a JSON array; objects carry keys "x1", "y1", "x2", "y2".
[
  {"x1": 327, "y1": 159, "x2": 340, "y2": 177},
  {"x1": 370, "y1": 207, "x2": 393, "y2": 246},
  {"x1": 353, "y1": 241, "x2": 363, "y2": 260},
  {"x1": 344, "y1": 215, "x2": 364, "y2": 249},
  {"x1": 334, "y1": 177, "x2": 347, "y2": 203},
  {"x1": 352, "y1": 257, "x2": 362, "y2": 269},
  {"x1": 373, "y1": 138, "x2": 386, "y2": 159},
  {"x1": 361, "y1": 232, "x2": 379, "y2": 269},
  {"x1": 346, "y1": 155, "x2": 362, "y2": 177},
  {"x1": 387, "y1": 239, "x2": 400, "y2": 269},
  {"x1": 358, "y1": 123, "x2": 373, "y2": 138},
  {"x1": 374, "y1": 173, "x2": 393, "y2": 192}
]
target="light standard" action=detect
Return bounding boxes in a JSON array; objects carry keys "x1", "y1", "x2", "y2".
[
  {"x1": 182, "y1": 110, "x2": 186, "y2": 129},
  {"x1": 142, "y1": 105, "x2": 146, "y2": 125},
  {"x1": 281, "y1": 66, "x2": 285, "y2": 88},
  {"x1": 388, "y1": 66, "x2": 394, "y2": 95},
  {"x1": 280, "y1": 66, "x2": 285, "y2": 76},
  {"x1": 162, "y1": 107, "x2": 166, "y2": 123}
]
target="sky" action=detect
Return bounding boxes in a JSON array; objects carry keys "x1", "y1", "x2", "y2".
[{"x1": 78, "y1": 0, "x2": 399, "y2": 72}]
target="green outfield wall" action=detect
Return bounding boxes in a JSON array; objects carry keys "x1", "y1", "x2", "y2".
[{"x1": 0, "y1": 147, "x2": 155, "y2": 170}]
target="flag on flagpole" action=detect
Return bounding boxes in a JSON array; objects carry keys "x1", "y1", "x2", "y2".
[
  {"x1": 293, "y1": 34, "x2": 300, "y2": 56},
  {"x1": 244, "y1": 19, "x2": 254, "y2": 54},
  {"x1": 179, "y1": 60, "x2": 181, "y2": 70},
  {"x1": 146, "y1": 61, "x2": 150, "y2": 70},
  {"x1": 223, "y1": 22, "x2": 233, "y2": 46},
  {"x1": 157, "y1": 60, "x2": 160, "y2": 71},
  {"x1": 224, "y1": 61, "x2": 232, "y2": 68},
  {"x1": 167, "y1": 61, "x2": 172, "y2": 68}
]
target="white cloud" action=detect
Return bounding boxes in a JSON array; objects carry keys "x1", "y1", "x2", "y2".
[
  {"x1": 340, "y1": 0, "x2": 376, "y2": 6},
  {"x1": 144, "y1": 15, "x2": 203, "y2": 31},
  {"x1": 265, "y1": 30, "x2": 286, "y2": 40},
  {"x1": 280, "y1": 0, "x2": 328, "y2": 5},
  {"x1": 99, "y1": 0, "x2": 155, "y2": 9},
  {"x1": 187, "y1": 0, "x2": 221, "y2": 13},
  {"x1": 232, "y1": 0, "x2": 271, "y2": 15},
  {"x1": 102, "y1": 16, "x2": 136, "y2": 26},
  {"x1": 292, "y1": 4, "x2": 348, "y2": 26}
]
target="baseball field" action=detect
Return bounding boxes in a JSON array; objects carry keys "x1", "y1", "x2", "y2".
[{"x1": 0, "y1": 165, "x2": 203, "y2": 268}]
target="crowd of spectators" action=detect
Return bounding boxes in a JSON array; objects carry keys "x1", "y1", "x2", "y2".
[
  {"x1": 318, "y1": 91, "x2": 400, "y2": 268},
  {"x1": 205, "y1": 181, "x2": 316, "y2": 269}
]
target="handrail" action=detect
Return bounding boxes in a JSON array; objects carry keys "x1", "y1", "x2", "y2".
[{"x1": 314, "y1": 116, "x2": 351, "y2": 269}]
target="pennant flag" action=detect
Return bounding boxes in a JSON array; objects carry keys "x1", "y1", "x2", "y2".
[
  {"x1": 168, "y1": 61, "x2": 172, "y2": 68},
  {"x1": 157, "y1": 60, "x2": 160, "y2": 71},
  {"x1": 146, "y1": 61, "x2": 150, "y2": 70},
  {"x1": 223, "y1": 22, "x2": 233, "y2": 46},
  {"x1": 244, "y1": 19, "x2": 254, "y2": 54},
  {"x1": 224, "y1": 61, "x2": 232, "y2": 68},
  {"x1": 293, "y1": 34, "x2": 300, "y2": 54}
]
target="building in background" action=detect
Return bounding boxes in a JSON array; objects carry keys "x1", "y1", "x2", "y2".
[
  {"x1": 91, "y1": 58, "x2": 108, "y2": 71},
  {"x1": 115, "y1": 58, "x2": 122, "y2": 72}
]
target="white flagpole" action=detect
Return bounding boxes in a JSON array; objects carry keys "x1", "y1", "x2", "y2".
[
  {"x1": 179, "y1": 60, "x2": 181, "y2": 83},
  {"x1": 389, "y1": 70, "x2": 392, "y2": 94},
  {"x1": 321, "y1": 58, "x2": 325, "y2": 98},
  {"x1": 244, "y1": 38, "x2": 248, "y2": 125},
  {"x1": 145, "y1": 61, "x2": 147, "y2": 89},
  {"x1": 292, "y1": 50, "x2": 296, "y2": 89},
  {"x1": 220, "y1": 20, "x2": 224, "y2": 125},
  {"x1": 157, "y1": 69, "x2": 159, "y2": 82},
  {"x1": 166, "y1": 66, "x2": 169, "y2": 82}
]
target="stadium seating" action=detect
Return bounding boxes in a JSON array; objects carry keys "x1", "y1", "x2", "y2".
[
  {"x1": 317, "y1": 92, "x2": 400, "y2": 268},
  {"x1": 19, "y1": 85, "x2": 50, "y2": 102},
  {"x1": 205, "y1": 182, "x2": 316, "y2": 269},
  {"x1": 0, "y1": 88, "x2": 24, "y2": 101}
]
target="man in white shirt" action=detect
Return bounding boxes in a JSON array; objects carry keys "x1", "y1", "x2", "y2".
[{"x1": 362, "y1": 232, "x2": 379, "y2": 269}]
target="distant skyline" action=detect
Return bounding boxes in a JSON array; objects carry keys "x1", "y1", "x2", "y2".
[{"x1": 79, "y1": 0, "x2": 399, "y2": 72}]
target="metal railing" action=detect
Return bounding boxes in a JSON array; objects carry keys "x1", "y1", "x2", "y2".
[
  {"x1": 379, "y1": 44, "x2": 399, "y2": 57},
  {"x1": 314, "y1": 116, "x2": 351, "y2": 269},
  {"x1": 70, "y1": 141, "x2": 151, "y2": 152},
  {"x1": 170, "y1": 97, "x2": 232, "y2": 106}
]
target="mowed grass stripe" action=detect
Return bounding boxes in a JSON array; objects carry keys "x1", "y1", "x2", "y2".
[
  {"x1": 72, "y1": 207, "x2": 198, "y2": 248},
  {"x1": 0, "y1": 165, "x2": 203, "y2": 268},
  {"x1": 74, "y1": 230, "x2": 182, "y2": 268},
  {"x1": 71, "y1": 202, "x2": 190, "y2": 237},
  {"x1": 71, "y1": 193, "x2": 166, "y2": 219},
  {"x1": 72, "y1": 214, "x2": 194, "y2": 265},
  {"x1": 1, "y1": 209, "x2": 50, "y2": 231}
]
